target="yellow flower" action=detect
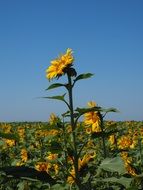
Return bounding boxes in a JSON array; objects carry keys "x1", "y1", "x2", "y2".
[
  {"x1": 84, "y1": 101, "x2": 101, "y2": 133},
  {"x1": 79, "y1": 152, "x2": 96, "y2": 169},
  {"x1": 45, "y1": 153, "x2": 59, "y2": 175},
  {"x1": 66, "y1": 124, "x2": 72, "y2": 133},
  {"x1": 120, "y1": 152, "x2": 137, "y2": 176},
  {"x1": 53, "y1": 164, "x2": 59, "y2": 175},
  {"x1": 49, "y1": 113, "x2": 58, "y2": 125},
  {"x1": 87, "y1": 101, "x2": 96, "y2": 107},
  {"x1": 67, "y1": 153, "x2": 95, "y2": 184},
  {"x1": 1, "y1": 123, "x2": 12, "y2": 133},
  {"x1": 109, "y1": 135, "x2": 115, "y2": 145},
  {"x1": 46, "y1": 153, "x2": 58, "y2": 160},
  {"x1": 108, "y1": 135, "x2": 116, "y2": 150},
  {"x1": 125, "y1": 164, "x2": 137, "y2": 176},
  {"x1": 118, "y1": 135, "x2": 136, "y2": 150},
  {"x1": 16, "y1": 161, "x2": 24, "y2": 166},
  {"x1": 85, "y1": 127, "x2": 92, "y2": 134},
  {"x1": 35, "y1": 162, "x2": 50, "y2": 172},
  {"x1": 67, "y1": 168, "x2": 75, "y2": 184},
  {"x1": 21, "y1": 148, "x2": 28, "y2": 162},
  {"x1": 46, "y1": 48, "x2": 74, "y2": 80},
  {"x1": 86, "y1": 140, "x2": 94, "y2": 148},
  {"x1": 18, "y1": 127, "x2": 25, "y2": 141},
  {"x1": 4, "y1": 139, "x2": 15, "y2": 147}
]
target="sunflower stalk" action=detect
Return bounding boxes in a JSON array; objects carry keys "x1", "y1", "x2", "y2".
[
  {"x1": 100, "y1": 116, "x2": 108, "y2": 158},
  {"x1": 139, "y1": 136, "x2": 143, "y2": 172},
  {"x1": 62, "y1": 116, "x2": 68, "y2": 173},
  {"x1": 67, "y1": 73, "x2": 82, "y2": 189}
]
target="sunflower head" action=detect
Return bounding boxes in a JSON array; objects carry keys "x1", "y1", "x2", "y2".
[
  {"x1": 46, "y1": 48, "x2": 74, "y2": 80},
  {"x1": 84, "y1": 101, "x2": 102, "y2": 133}
]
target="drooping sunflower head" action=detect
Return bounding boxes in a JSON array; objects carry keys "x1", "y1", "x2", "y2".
[{"x1": 46, "y1": 48, "x2": 74, "y2": 80}]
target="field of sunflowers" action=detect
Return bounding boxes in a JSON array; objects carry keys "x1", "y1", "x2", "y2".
[
  {"x1": 0, "y1": 120, "x2": 143, "y2": 189},
  {"x1": 0, "y1": 49, "x2": 143, "y2": 189}
]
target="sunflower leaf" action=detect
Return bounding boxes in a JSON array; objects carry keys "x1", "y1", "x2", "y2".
[
  {"x1": 101, "y1": 107, "x2": 119, "y2": 113},
  {"x1": 99, "y1": 156, "x2": 126, "y2": 175},
  {"x1": 46, "y1": 83, "x2": 65, "y2": 90},
  {"x1": 93, "y1": 177, "x2": 132, "y2": 189},
  {"x1": 75, "y1": 107, "x2": 102, "y2": 115},
  {"x1": 75, "y1": 107, "x2": 119, "y2": 116},
  {"x1": 74, "y1": 73, "x2": 94, "y2": 83},
  {"x1": 43, "y1": 93, "x2": 70, "y2": 108},
  {"x1": 43, "y1": 93, "x2": 66, "y2": 102},
  {"x1": 0, "y1": 132, "x2": 19, "y2": 141}
]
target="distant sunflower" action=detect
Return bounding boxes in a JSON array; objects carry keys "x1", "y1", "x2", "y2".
[
  {"x1": 21, "y1": 148, "x2": 28, "y2": 162},
  {"x1": 46, "y1": 48, "x2": 74, "y2": 80},
  {"x1": 84, "y1": 101, "x2": 101, "y2": 133}
]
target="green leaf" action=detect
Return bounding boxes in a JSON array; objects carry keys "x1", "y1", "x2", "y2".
[
  {"x1": 75, "y1": 107, "x2": 119, "y2": 117},
  {"x1": 43, "y1": 93, "x2": 70, "y2": 108},
  {"x1": 74, "y1": 73, "x2": 94, "y2": 83},
  {"x1": 47, "y1": 141, "x2": 62, "y2": 154},
  {"x1": 102, "y1": 107, "x2": 119, "y2": 113},
  {"x1": 46, "y1": 83, "x2": 65, "y2": 90},
  {"x1": 75, "y1": 106, "x2": 102, "y2": 115},
  {"x1": 50, "y1": 184, "x2": 70, "y2": 190},
  {"x1": 17, "y1": 181, "x2": 25, "y2": 190},
  {"x1": 1, "y1": 166, "x2": 56, "y2": 185},
  {"x1": 43, "y1": 93, "x2": 66, "y2": 102},
  {"x1": 21, "y1": 177, "x2": 39, "y2": 182},
  {"x1": 102, "y1": 177, "x2": 132, "y2": 189},
  {"x1": 0, "y1": 140, "x2": 5, "y2": 147},
  {"x1": 99, "y1": 156, "x2": 126, "y2": 175},
  {"x1": 62, "y1": 110, "x2": 79, "y2": 118},
  {"x1": 62, "y1": 110, "x2": 70, "y2": 117},
  {"x1": 91, "y1": 129, "x2": 119, "y2": 139},
  {"x1": 0, "y1": 132, "x2": 18, "y2": 141}
]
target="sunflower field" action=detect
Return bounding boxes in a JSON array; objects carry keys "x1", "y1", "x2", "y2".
[{"x1": 0, "y1": 49, "x2": 143, "y2": 190}]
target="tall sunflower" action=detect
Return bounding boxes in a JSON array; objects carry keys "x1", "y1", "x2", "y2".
[{"x1": 46, "y1": 48, "x2": 74, "y2": 80}]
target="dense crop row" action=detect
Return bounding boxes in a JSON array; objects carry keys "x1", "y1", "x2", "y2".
[{"x1": 0, "y1": 120, "x2": 143, "y2": 189}]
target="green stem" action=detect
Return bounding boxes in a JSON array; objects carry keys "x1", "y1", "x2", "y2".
[
  {"x1": 100, "y1": 116, "x2": 107, "y2": 158},
  {"x1": 67, "y1": 74, "x2": 81, "y2": 189},
  {"x1": 102, "y1": 135, "x2": 107, "y2": 158},
  {"x1": 62, "y1": 117, "x2": 68, "y2": 169},
  {"x1": 139, "y1": 137, "x2": 143, "y2": 172}
]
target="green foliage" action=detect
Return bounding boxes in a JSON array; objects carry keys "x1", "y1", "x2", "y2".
[
  {"x1": 0, "y1": 132, "x2": 19, "y2": 141},
  {"x1": 98, "y1": 156, "x2": 126, "y2": 175},
  {"x1": 43, "y1": 93, "x2": 66, "y2": 102},
  {"x1": 94, "y1": 177, "x2": 132, "y2": 189},
  {"x1": 73, "y1": 73, "x2": 94, "y2": 84},
  {"x1": 46, "y1": 83, "x2": 66, "y2": 90},
  {"x1": 0, "y1": 121, "x2": 143, "y2": 189}
]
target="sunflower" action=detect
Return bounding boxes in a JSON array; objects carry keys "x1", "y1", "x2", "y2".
[
  {"x1": 117, "y1": 135, "x2": 133, "y2": 150},
  {"x1": 84, "y1": 101, "x2": 101, "y2": 133},
  {"x1": 35, "y1": 162, "x2": 50, "y2": 172},
  {"x1": 46, "y1": 48, "x2": 74, "y2": 80},
  {"x1": 21, "y1": 148, "x2": 28, "y2": 162},
  {"x1": 67, "y1": 153, "x2": 96, "y2": 184}
]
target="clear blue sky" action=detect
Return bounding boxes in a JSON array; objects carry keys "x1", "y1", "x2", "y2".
[{"x1": 0, "y1": 0, "x2": 143, "y2": 122}]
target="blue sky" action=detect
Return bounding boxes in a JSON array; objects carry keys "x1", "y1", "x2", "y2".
[{"x1": 0, "y1": 0, "x2": 143, "y2": 121}]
